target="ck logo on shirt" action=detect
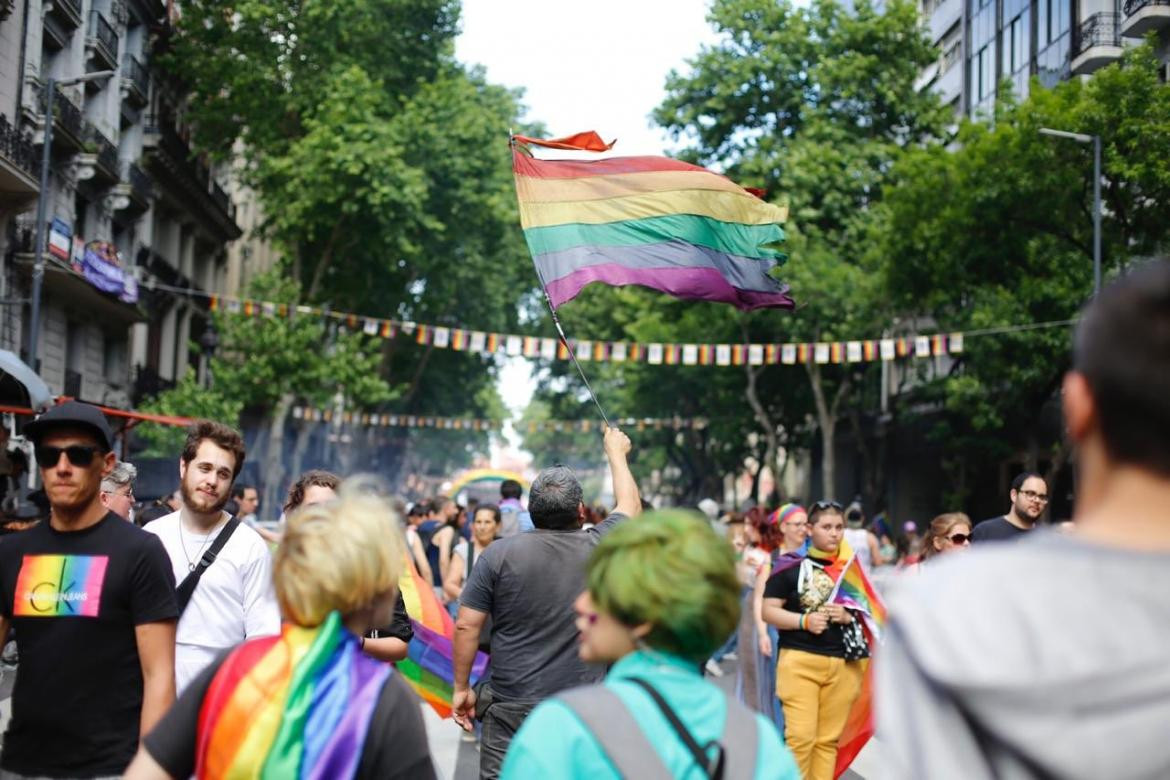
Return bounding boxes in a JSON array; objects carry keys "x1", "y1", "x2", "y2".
[{"x1": 13, "y1": 555, "x2": 108, "y2": 617}]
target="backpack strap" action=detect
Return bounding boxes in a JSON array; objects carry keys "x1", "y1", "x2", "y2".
[
  {"x1": 175, "y1": 518, "x2": 240, "y2": 615},
  {"x1": 556, "y1": 686, "x2": 674, "y2": 780},
  {"x1": 720, "y1": 696, "x2": 761, "y2": 780}
]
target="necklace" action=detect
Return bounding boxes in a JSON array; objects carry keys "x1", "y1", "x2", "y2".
[{"x1": 180, "y1": 515, "x2": 227, "y2": 571}]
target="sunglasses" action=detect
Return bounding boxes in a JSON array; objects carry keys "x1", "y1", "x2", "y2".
[
  {"x1": 35, "y1": 445, "x2": 103, "y2": 469},
  {"x1": 949, "y1": 533, "x2": 971, "y2": 544},
  {"x1": 811, "y1": 500, "x2": 843, "y2": 513}
]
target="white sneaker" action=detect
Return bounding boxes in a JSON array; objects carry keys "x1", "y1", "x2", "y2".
[
  {"x1": 723, "y1": 652, "x2": 738, "y2": 662},
  {"x1": 704, "y1": 659, "x2": 725, "y2": 677}
]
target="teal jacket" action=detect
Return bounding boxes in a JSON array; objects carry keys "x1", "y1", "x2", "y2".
[{"x1": 500, "y1": 649, "x2": 800, "y2": 780}]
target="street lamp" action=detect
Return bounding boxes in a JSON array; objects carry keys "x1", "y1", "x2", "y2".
[
  {"x1": 1039, "y1": 127, "x2": 1102, "y2": 296},
  {"x1": 26, "y1": 70, "x2": 116, "y2": 371}
]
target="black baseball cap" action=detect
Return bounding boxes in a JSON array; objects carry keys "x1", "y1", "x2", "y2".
[{"x1": 24, "y1": 401, "x2": 115, "y2": 451}]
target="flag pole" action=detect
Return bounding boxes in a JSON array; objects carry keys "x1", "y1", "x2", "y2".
[
  {"x1": 511, "y1": 131, "x2": 613, "y2": 429},
  {"x1": 544, "y1": 292, "x2": 613, "y2": 429}
]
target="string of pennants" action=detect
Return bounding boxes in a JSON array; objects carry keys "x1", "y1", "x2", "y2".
[
  {"x1": 291, "y1": 406, "x2": 708, "y2": 432},
  {"x1": 209, "y1": 295, "x2": 964, "y2": 367}
]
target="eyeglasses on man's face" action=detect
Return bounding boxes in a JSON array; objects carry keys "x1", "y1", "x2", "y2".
[{"x1": 1017, "y1": 489, "x2": 1049, "y2": 503}]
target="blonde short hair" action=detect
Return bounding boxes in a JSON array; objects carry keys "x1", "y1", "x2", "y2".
[{"x1": 273, "y1": 477, "x2": 404, "y2": 626}]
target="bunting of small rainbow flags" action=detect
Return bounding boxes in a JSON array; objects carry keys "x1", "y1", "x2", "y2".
[
  {"x1": 207, "y1": 294, "x2": 965, "y2": 368},
  {"x1": 396, "y1": 553, "x2": 489, "y2": 718},
  {"x1": 290, "y1": 406, "x2": 709, "y2": 433}
]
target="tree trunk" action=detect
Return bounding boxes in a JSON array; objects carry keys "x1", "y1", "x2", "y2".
[
  {"x1": 806, "y1": 361, "x2": 851, "y2": 502},
  {"x1": 261, "y1": 393, "x2": 295, "y2": 522},
  {"x1": 288, "y1": 420, "x2": 314, "y2": 484},
  {"x1": 744, "y1": 360, "x2": 780, "y2": 504}
]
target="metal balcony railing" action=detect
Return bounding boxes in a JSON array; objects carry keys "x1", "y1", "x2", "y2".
[
  {"x1": 64, "y1": 369, "x2": 82, "y2": 399},
  {"x1": 125, "y1": 161, "x2": 153, "y2": 202},
  {"x1": 122, "y1": 54, "x2": 149, "y2": 105},
  {"x1": 42, "y1": 85, "x2": 84, "y2": 146},
  {"x1": 1124, "y1": 0, "x2": 1170, "y2": 14},
  {"x1": 87, "y1": 10, "x2": 119, "y2": 69},
  {"x1": 0, "y1": 114, "x2": 36, "y2": 178},
  {"x1": 85, "y1": 123, "x2": 120, "y2": 180},
  {"x1": 1074, "y1": 12, "x2": 1121, "y2": 54},
  {"x1": 49, "y1": 0, "x2": 82, "y2": 28}
]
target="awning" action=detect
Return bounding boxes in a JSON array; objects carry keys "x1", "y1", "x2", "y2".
[
  {"x1": 0, "y1": 350, "x2": 53, "y2": 411},
  {"x1": 0, "y1": 401, "x2": 193, "y2": 429}
]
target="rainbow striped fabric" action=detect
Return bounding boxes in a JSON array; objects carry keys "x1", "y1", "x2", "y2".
[
  {"x1": 829, "y1": 554, "x2": 888, "y2": 639},
  {"x1": 396, "y1": 553, "x2": 489, "y2": 718},
  {"x1": 195, "y1": 612, "x2": 389, "y2": 779},
  {"x1": 512, "y1": 133, "x2": 792, "y2": 311}
]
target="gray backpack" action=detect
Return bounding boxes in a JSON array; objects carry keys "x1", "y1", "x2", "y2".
[{"x1": 556, "y1": 676, "x2": 760, "y2": 779}]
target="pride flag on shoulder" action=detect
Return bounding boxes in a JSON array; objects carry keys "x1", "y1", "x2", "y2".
[{"x1": 512, "y1": 131, "x2": 793, "y2": 312}]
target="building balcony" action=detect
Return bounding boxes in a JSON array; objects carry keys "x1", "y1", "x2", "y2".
[
  {"x1": 86, "y1": 10, "x2": 120, "y2": 71},
  {"x1": 1072, "y1": 13, "x2": 1123, "y2": 75},
  {"x1": 1122, "y1": 0, "x2": 1170, "y2": 35},
  {"x1": 47, "y1": 0, "x2": 83, "y2": 27},
  {"x1": 37, "y1": 85, "x2": 86, "y2": 152},
  {"x1": 123, "y1": 161, "x2": 153, "y2": 209},
  {"x1": 84, "y1": 123, "x2": 121, "y2": 185},
  {"x1": 143, "y1": 115, "x2": 242, "y2": 240},
  {"x1": 928, "y1": 0, "x2": 962, "y2": 43},
  {"x1": 121, "y1": 55, "x2": 150, "y2": 107},
  {"x1": 0, "y1": 114, "x2": 39, "y2": 206}
]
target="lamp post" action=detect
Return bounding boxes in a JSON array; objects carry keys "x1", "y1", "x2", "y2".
[
  {"x1": 199, "y1": 321, "x2": 219, "y2": 388},
  {"x1": 1039, "y1": 127, "x2": 1102, "y2": 296},
  {"x1": 26, "y1": 70, "x2": 115, "y2": 371}
]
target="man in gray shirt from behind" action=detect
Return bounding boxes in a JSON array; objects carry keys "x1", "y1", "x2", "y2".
[
  {"x1": 878, "y1": 261, "x2": 1170, "y2": 780},
  {"x1": 453, "y1": 425, "x2": 640, "y2": 779}
]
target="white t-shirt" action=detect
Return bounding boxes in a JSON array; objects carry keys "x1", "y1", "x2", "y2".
[
  {"x1": 145, "y1": 511, "x2": 281, "y2": 692},
  {"x1": 844, "y1": 527, "x2": 874, "y2": 570}
]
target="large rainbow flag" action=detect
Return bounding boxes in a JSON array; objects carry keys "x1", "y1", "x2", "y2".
[
  {"x1": 396, "y1": 553, "x2": 489, "y2": 718},
  {"x1": 512, "y1": 132, "x2": 792, "y2": 311},
  {"x1": 195, "y1": 612, "x2": 389, "y2": 778}
]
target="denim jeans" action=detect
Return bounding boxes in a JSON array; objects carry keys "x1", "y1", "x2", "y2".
[{"x1": 479, "y1": 696, "x2": 539, "y2": 779}]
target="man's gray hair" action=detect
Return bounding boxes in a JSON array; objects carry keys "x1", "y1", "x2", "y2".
[
  {"x1": 101, "y1": 460, "x2": 138, "y2": 493},
  {"x1": 528, "y1": 465, "x2": 584, "y2": 530}
]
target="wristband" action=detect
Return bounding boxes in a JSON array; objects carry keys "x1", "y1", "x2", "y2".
[{"x1": 798, "y1": 613, "x2": 806, "y2": 631}]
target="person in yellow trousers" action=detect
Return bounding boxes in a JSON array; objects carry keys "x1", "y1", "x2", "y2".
[{"x1": 762, "y1": 501, "x2": 868, "y2": 779}]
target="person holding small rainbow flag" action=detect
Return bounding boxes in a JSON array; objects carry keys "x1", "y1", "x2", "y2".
[{"x1": 762, "y1": 499, "x2": 886, "y2": 780}]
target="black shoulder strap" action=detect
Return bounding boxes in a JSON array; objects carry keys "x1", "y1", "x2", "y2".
[
  {"x1": 627, "y1": 676, "x2": 726, "y2": 780},
  {"x1": 175, "y1": 518, "x2": 240, "y2": 616}
]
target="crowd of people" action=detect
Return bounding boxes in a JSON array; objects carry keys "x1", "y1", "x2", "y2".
[{"x1": 0, "y1": 262, "x2": 1163, "y2": 779}]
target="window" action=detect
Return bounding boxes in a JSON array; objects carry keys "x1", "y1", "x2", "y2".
[{"x1": 103, "y1": 332, "x2": 127, "y2": 386}]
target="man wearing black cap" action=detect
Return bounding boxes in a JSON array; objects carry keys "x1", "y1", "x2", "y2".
[{"x1": 0, "y1": 401, "x2": 179, "y2": 778}]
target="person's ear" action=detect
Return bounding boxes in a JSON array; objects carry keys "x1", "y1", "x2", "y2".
[
  {"x1": 1062, "y1": 371, "x2": 1096, "y2": 446},
  {"x1": 101, "y1": 451, "x2": 116, "y2": 478},
  {"x1": 631, "y1": 622, "x2": 653, "y2": 641}
]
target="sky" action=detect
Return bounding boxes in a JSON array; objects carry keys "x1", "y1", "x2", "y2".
[{"x1": 454, "y1": 0, "x2": 720, "y2": 438}]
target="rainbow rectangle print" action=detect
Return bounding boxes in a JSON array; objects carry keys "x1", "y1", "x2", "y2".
[{"x1": 13, "y1": 555, "x2": 108, "y2": 617}]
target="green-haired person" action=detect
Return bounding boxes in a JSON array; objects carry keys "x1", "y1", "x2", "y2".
[{"x1": 499, "y1": 511, "x2": 799, "y2": 779}]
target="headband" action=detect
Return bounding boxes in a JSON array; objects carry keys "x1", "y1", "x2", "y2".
[{"x1": 777, "y1": 503, "x2": 806, "y2": 525}]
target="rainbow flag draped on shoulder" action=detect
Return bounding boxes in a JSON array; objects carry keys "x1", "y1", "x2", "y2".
[
  {"x1": 194, "y1": 612, "x2": 389, "y2": 778},
  {"x1": 512, "y1": 131, "x2": 793, "y2": 311},
  {"x1": 396, "y1": 553, "x2": 489, "y2": 718}
]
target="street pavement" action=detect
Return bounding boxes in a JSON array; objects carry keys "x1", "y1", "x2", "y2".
[
  {"x1": 427, "y1": 653, "x2": 896, "y2": 779},
  {"x1": 0, "y1": 656, "x2": 893, "y2": 778}
]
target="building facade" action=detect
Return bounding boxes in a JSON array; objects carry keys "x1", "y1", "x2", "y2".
[
  {"x1": 916, "y1": 0, "x2": 1170, "y2": 118},
  {"x1": 0, "y1": 0, "x2": 243, "y2": 412}
]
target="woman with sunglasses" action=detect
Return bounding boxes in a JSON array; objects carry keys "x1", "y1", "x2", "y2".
[
  {"x1": 762, "y1": 501, "x2": 869, "y2": 780},
  {"x1": 921, "y1": 512, "x2": 973, "y2": 561},
  {"x1": 500, "y1": 510, "x2": 798, "y2": 779}
]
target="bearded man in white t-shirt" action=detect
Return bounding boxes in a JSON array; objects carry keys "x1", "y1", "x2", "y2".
[{"x1": 145, "y1": 421, "x2": 280, "y2": 691}]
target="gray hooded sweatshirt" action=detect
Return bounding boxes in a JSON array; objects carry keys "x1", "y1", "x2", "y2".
[{"x1": 877, "y1": 531, "x2": 1170, "y2": 779}]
